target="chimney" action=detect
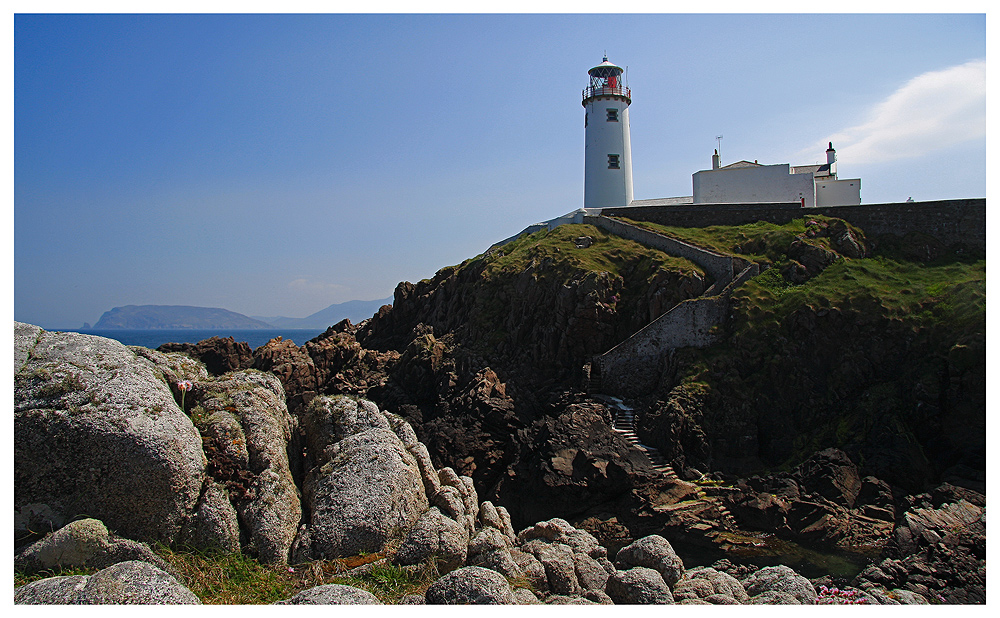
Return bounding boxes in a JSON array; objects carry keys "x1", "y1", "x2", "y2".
[
  {"x1": 826, "y1": 142, "x2": 837, "y2": 178},
  {"x1": 712, "y1": 149, "x2": 720, "y2": 170}
]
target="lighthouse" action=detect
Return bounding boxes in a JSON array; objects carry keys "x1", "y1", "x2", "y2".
[{"x1": 583, "y1": 56, "x2": 633, "y2": 208}]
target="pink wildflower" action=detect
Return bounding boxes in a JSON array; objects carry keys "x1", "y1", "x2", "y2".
[
  {"x1": 177, "y1": 380, "x2": 194, "y2": 412},
  {"x1": 815, "y1": 586, "x2": 867, "y2": 605}
]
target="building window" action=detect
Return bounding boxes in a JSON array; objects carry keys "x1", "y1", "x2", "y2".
[
  {"x1": 608, "y1": 154, "x2": 620, "y2": 169},
  {"x1": 606, "y1": 108, "x2": 618, "y2": 122}
]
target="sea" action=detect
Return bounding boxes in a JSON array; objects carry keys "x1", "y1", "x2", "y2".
[{"x1": 65, "y1": 329, "x2": 326, "y2": 351}]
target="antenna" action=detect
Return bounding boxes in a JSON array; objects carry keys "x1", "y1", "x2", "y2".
[{"x1": 716, "y1": 135, "x2": 723, "y2": 162}]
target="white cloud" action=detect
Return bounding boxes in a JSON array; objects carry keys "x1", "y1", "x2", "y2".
[{"x1": 805, "y1": 60, "x2": 985, "y2": 165}]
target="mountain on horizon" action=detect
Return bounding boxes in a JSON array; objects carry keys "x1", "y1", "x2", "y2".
[
  {"x1": 93, "y1": 305, "x2": 274, "y2": 330},
  {"x1": 252, "y1": 297, "x2": 393, "y2": 329},
  {"x1": 91, "y1": 298, "x2": 394, "y2": 331}
]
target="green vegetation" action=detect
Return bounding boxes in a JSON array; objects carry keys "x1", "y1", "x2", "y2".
[
  {"x1": 628, "y1": 215, "x2": 985, "y2": 480},
  {"x1": 15, "y1": 566, "x2": 93, "y2": 589},
  {"x1": 476, "y1": 223, "x2": 704, "y2": 281},
  {"x1": 612, "y1": 214, "x2": 984, "y2": 339},
  {"x1": 617, "y1": 216, "x2": 813, "y2": 260},
  {"x1": 15, "y1": 547, "x2": 448, "y2": 604},
  {"x1": 156, "y1": 547, "x2": 296, "y2": 604},
  {"x1": 433, "y1": 223, "x2": 712, "y2": 362},
  {"x1": 333, "y1": 561, "x2": 437, "y2": 602},
  {"x1": 733, "y1": 255, "x2": 985, "y2": 339}
]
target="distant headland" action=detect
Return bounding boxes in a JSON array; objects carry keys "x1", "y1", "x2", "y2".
[
  {"x1": 93, "y1": 305, "x2": 274, "y2": 330},
  {"x1": 91, "y1": 297, "x2": 394, "y2": 330}
]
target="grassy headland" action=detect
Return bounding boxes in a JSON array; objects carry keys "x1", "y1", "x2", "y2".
[{"x1": 624, "y1": 216, "x2": 984, "y2": 485}]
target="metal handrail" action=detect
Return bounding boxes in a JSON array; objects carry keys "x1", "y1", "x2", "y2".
[{"x1": 582, "y1": 85, "x2": 631, "y2": 101}]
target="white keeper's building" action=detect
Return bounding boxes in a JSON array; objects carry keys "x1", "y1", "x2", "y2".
[{"x1": 691, "y1": 142, "x2": 861, "y2": 207}]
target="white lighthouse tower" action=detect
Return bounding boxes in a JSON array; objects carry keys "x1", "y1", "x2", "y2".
[{"x1": 583, "y1": 56, "x2": 633, "y2": 208}]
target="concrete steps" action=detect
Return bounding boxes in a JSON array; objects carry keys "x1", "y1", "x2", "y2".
[
  {"x1": 698, "y1": 494, "x2": 739, "y2": 529},
  {"x1": 587, "y1": 362, "x2": 603, "y2": 394},
  {"x1": 598, "y1": 394, "x2": 738, "y2": 530},
  {"x1": 601, "y1": 396, "x2": 677, "y2": 477}
]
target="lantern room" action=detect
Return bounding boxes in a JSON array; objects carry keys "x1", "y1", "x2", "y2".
[{"x1": 583, "y1": 56, "x2": 630, "y2": 106}]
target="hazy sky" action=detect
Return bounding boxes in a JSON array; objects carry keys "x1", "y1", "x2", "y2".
[{"x1": 13, "y1": 12, "x2": 986, "y2": 329}]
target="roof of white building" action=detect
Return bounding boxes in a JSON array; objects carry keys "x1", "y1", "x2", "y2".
[
  {"x1": 791, "y1": 163, "x2": 834, "y2": 177},
  {"x1": 721, "y1": 160, "x2": 761, "y2": 169}
]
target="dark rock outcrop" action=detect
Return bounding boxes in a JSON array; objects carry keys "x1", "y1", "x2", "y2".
[
  {"x1": 722, "y1": 449, "x2": 895, "y2": 552},
  {"x1": 157, "y1": 336, "x2": 253, "y2": 375},
  {"x1": 852, "y1": 485, "x2": 985, "y2": 604},
  {"x1": 494, "y1": 397, "x2": 655, "y2": 527},
  {"x1": 252, "y1": 337, "x2": 319, "y2": 412}
]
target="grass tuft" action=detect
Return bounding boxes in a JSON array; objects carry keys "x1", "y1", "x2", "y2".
[
  {"x1": 15, "y1": 566, "x2": 95, "y2": 588},
  {"x1": 156, "y1": 546, "x2": 297, "y2": 604},
  {"x1": 333, "y1": 561, "x2": 439, "y2": 603}
]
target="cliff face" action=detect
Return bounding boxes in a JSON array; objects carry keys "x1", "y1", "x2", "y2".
[
  {"x1": 351, "y1": 224, "x2": 710, "y2": 525},
  {"x1": 358, "y1": 224, "x2": 708, "y2": 387},
  {"x1": 634, "y1": 223, "x2": 985, "y2": 493},
  {"x1": 353, "y1": 217, "x2": 984, "y2": 506}
]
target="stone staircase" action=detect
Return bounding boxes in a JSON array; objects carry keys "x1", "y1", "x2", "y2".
[
  {"x1": 696, "y1": 487, "x2": 740, "y2": 530},
  {"x1": 600, "y1": 395, "x2": 676, "y2": 477},
  {"x1": 586, "y1": 361, "x2": 603, "y2": 395},
  {"x1": 598, "y1": 395, "x2": 738, "y2": 530}
]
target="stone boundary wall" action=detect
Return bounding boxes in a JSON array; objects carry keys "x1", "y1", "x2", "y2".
[
  {"x1": 726, "y1": 261, "x2": 762, "y2": 292},
  {"x1": 574, "y1": 215, "x2": 764, "y2": 397},
  {"x1": 585, "y1": 215, "x2": 739, "y2": 288},
  {"x1": 601, "y1": 198, "x2": 986, "y2": 248},
  {"x1": 596, "y1": 262, "x2": 759, "y2": 397},
  {"x1": 811, "y1": 200, "x2": 985, "y2": 248},
  {"x1": 601, "y1": 202, "x2": 803, "y2": 229},
  {"x1": 598, "y1": 295, "x2": 728, "y2": 396}
]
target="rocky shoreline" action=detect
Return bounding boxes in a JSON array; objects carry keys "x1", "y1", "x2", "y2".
[{"x1": 14, "y1": 323, "x2": 984, "y2": 604}]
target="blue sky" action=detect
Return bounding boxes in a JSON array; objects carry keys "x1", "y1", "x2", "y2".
[{"x1": 13, "y1": 12, "x2": 987, "y2": 329}]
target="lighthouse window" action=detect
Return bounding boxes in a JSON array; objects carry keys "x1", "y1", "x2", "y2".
[
  {"x1": 608, "y1": 154, "x2": 620, "y2": 169},
  {"x1": 606, "y1": 108, "x2": 619, "y2": 122}
]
